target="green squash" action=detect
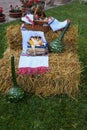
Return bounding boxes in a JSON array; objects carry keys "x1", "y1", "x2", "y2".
[
  {"x1": 7, "y1": 55, "x2": 25, "y2": 102},
  {"x1": 48, "y1": 23, "x2": 70, "y2": 53}
]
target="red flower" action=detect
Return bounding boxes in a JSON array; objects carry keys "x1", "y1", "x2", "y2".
[
  {"x1": 9, "y1": 4, "x2": 21, "y2": 12},
  {"x1": 34, "y1": 0, "x2": 39, "y2": 3},
  {"x1": 0, "y1": 7, "x2": 3, "y2": 13},
  {"x1": 20, "y1": 0, "x2": 40, "y2": 8},
  {"x1": 27, "y1": 2, "x2": 32, "y2": 7}
]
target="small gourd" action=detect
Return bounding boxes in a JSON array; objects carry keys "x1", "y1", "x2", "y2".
[
  {"x1": 48, "y1": 22, "x2": 70, "y2": 53},
  {"x1": 7, "y1": 55, "x2": 25, "y2": 102}
]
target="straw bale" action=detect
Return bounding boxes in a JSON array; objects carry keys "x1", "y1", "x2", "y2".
[
  {"x1": 0, "y1": 24, "x2": 80, "y2": 97},
  {"x1": 0, "y1": 49, "x2": 81, "y2": 97},
  {"x1": 0, "y1": 49, "x2": 21, "y2": 92},
  {"x1": 6, "y1": 25, "x2": 22, "y2": 50},
  {"x1": 45, "y1": 25, "x2": 78, "y2": 52},
  {"x1": 6, "y1": 24, "x2": 78, "y2": 52}
]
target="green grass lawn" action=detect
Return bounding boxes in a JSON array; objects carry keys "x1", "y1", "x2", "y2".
[{"x1": 0, "y1": 1, "x2": 87, "y2": 130}]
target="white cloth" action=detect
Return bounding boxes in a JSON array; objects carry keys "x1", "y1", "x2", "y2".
[
  {"x1": 18, "y1": 53, "x2": 49, "y2": 75},
  {"x1": 18, "y1": 27, "x2": 49, "y2": 75},
  {"x1": 48, "y1": 18, "x2": 68, "y2": 32},
  {"x1": 21, "y1": 14, "x2": 34, "y2": 24},
  {"x1": 18, "y1": 55, "x2": 48, "y2": 68},
  {"x1": 21, "y1": 28, "x2": 47, "y2": 52}
]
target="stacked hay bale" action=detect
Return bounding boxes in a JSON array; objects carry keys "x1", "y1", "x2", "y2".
[
  {"x1": 0, "y1": 50, "x2": 21, "y2": 93},
  {"x1": 0, "y1": 24, "x2": 81, "y2": 97},
  {"x1": 6, "y1": 25, "x2": 22, "y2": 50},
  {"x1": 46, "y1": 25, "x2": 78, "y2": 52},
  {"x1": 17, "y1": 52, "x2": 81, "y2": 97},
  {"x1": 6, "y1": 24, "x2": 78, "y2": 52}
]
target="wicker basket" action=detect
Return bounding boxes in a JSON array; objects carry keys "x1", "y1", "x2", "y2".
[
  {"x1": 24, "y1": 20, "x2": 51, "y2": 32},
  {"x1": 33, "y1": 20, "x2": 48, "y2": 25}
]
